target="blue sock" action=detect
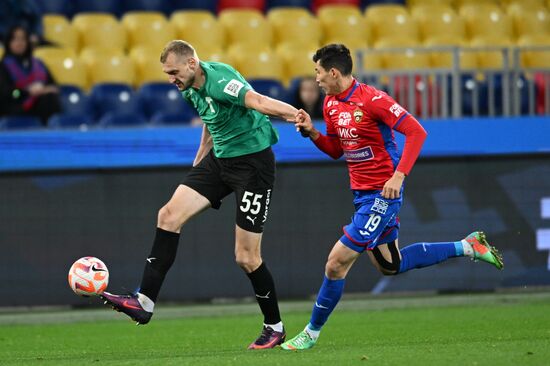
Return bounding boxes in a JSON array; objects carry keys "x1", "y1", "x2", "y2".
[
  {"x1": 398, "y1": 241, "x2": 463, "y2": 273},
  {"x1": 308, "y1": 276, "x2": 345, "y2": 331}
]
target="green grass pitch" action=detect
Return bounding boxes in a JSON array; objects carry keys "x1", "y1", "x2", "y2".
[{"x1": 1, "y1": 292, "x2": 549, "y2": 365}]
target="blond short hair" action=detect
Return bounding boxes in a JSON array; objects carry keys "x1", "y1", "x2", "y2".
[{"x1": 160, "y1": 40, "x2": 196, "y2": 63}]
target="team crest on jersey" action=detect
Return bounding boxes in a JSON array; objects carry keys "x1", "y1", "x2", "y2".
[{"x1": 353, "y1": 109, "x2": 363, "y2": 122}]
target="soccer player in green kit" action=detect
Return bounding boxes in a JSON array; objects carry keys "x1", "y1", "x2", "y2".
[{"x1": 101, "y1": 40, "x2": 301, "y2": 349}]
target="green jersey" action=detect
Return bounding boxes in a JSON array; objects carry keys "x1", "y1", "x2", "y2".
[{"x1": 182, "y1": 61, "x2": 279, "y2": 158}]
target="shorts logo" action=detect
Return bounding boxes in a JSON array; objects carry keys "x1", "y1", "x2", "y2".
[
  {"x1": 223, "y1": 79, "x2": 244, "y2": 97},
  {"x1": 371, "y1": 198, "x2": 389, "y2": 215},
  {"x1": 353, "y1": 109, "x2": 363, "y2": 122},
  {"x1": 246, "y1": 216, "x2": 257, "y2": 226}
]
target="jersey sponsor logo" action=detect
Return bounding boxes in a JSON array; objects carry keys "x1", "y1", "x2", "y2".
[
  {"x1": 389, "y1": 103, "x2": 405, "y2": 117},
  {"x1": 371, "y1": 198, "x2": 389, "y2": 215},
  {"x1": 371, "y1": 95, "x2": 383, "y2": 101},
  {"x1": 338, "y1": 111, "x2": 352, "y2": 126},
  {"x1": 223, "y1": 79, "x2": 244, "y2": 97},
  {"x1": 343, "y1": 146, "x2": 374, "y2": 162},
  {"x1": 337, "y1": 127, "x2": 358, "y2": 139},
  {"x1": 353, "y1": 109, "x2": 363, "y2": 122}
]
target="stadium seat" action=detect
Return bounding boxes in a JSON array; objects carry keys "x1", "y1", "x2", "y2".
[
  {"x1": 129, "y1": 46, "x2": 166, "y2": 86},
  {"x1": 266, "y1": 0, "x2": 313, "y2": 10},
  {"x1": 470, "y1": 35, "x2": 514, "y2": 69},
  {"x1": 228, "y1": 44, "x2": 284, "y2": 81},
  {"x1": 507, "y1": 5, "x2": 550, "y2": 39},
  {"x1": 411, "y1": 5, "x2": 465, "y2": 43},
  {"x1": 48, "y1": 114, "x2": 95, "y2": 129},
  {"x1": 267, "y1": 7, "x2": 322, "y2": 47},
  {"x1": 324, "y1": 37, "x2": 370, "y2": 70},
  {"x1": 150, "y1": 112, "x2": 196, "y2": 125},
  {"x1": 219, "y1": 9, "x2": 273, "y2": 47},
  {"x1": 0, "y1": 45, "x2": 3, "y2": 59},
  {"x1": 79, "y1": 48, "x2": 134, "y2": 86},
  {"x1": 43, "y1": 15, "x2": 79, "y2": 50},
  {"x1": 455, "y1": 0, "x2": 499, "y2": 6},
  {"x1": 423, "y1": 36, "x2": 476, "y2": 70},
  {"x1": 276, "y1": 42, "x2": 318, "y2": 84},
  {"x1": 73, "y1": 0, "x2": 122, "y2": 17},
  {"x1": 35, "y1": 46, "x2": 77, "y2": 61},
  {"x1": 218, "y1": 0, "x2": 266, "y2": 12},
  {"x1": 313, "y1": 0, "x2": 360, "y2": 13},
  {"x1": 72, "y1": 13, "x2": 127, "y2": 52},
  {"x1": 0, "y1": 116, "x2": 43, "y2": 130},
  {"x1": 37, "y1": 0, "x2": 73, "y2": 17},
  {"x1": 122, "y1": 12, "x2": 176, "y2": 50},
  {"x1": 123, "y1": 0, "x2": 172, "y2": 15},
  {"x1": 365, "y1": 4, "x2": 420, "y2": 44},
  {"x1": 378, "y1": 45, "x2": 430, "y2": 70},
  {"x1": 517, "y1": 34, "x2": 550, "y2": 68},
  {"x1": 90, "y1": 84, "x2": 143, "y2": 120},
  {"x1": 318, "y1": 5, "x2": 369, "y2": 45},
  {"x1": 249, "y1": 79, "x2": 288, "y2": 101},
  {"x1": 98, "y1": 112, "x2": 148, "y2": 128},
  {"x1": 44, "y1": 56, "x2": 88, "y2": 90},
  {"x1": 406, "y1": 0, "x2": 452, "y2": 6},
  {"x1": 171, "y1": 0, "x2": 217, "y2": 13},
  {"x1": 58, "y1": 85, "x2": 93, "y2": 116},
  {"x1": 170, "y1": 11, "x2": 225, "y2": 50},
  {"x1": 459, "y1": 4, "x2": 514, "y2": 41},
  {"x1": 195, "y1": 46, "x2": 232, "y2": 64},
  {"x1": 138, "y1": 82, "x2": 191, "y2": 119}
]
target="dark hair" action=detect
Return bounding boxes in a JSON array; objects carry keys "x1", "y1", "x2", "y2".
[
  {"x1": 312, "y1": 44, "x2": 353, "y2": 76},
  {"x1": 3, "y1": 25, "x2": 32, "y2": 60}
]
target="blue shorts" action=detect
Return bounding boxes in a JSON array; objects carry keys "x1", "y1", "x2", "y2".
[{"x1": 340, "y1": 189, "x2": 403, "y2": 253}]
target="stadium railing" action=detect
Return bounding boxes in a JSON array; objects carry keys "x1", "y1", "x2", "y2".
[{"x1": 355, "y1": 45, "x2": 550, "y2": 119}]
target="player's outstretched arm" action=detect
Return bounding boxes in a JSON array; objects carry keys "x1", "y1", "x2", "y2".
[{"x1": 244, "y1": 90, "x2": 299, "y2": 122}]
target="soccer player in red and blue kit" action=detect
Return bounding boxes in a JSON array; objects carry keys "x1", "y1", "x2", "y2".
[{"x1": 281, "y1": 44, "x2": 504, "y2": 350}]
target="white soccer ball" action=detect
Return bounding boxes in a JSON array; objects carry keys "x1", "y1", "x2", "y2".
[{"x1": 68, "y1": 256, "x2": 109, "y2": 296}]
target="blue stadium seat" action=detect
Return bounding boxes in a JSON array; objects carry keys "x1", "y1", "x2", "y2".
[
  {"x1": 172, "y1": 0, "x2": 217, "y2": 13},
  {"x1": 150, "y1": 112, "x2": 195, "y2": 125},
  {"x1": 266, "y1": 0, "x2": 312, "y2": 10},
  {"x1": 98, "y1": 112, "x2": 148, "y2": 128},
  {"x1": 37, "y1": 0, "x2": 73, "y2": 17},
  {"x1": 74, "y1": 0, "x2": 122, "y2": 17},
  {"x1": 90, "y1": 83, "x2": 143, "y2": 120},
  {"x1": 123, "y1": 0, "x2": 172, "y2": 15},
  {"x1": 138, "y1": 82, "x2": 196, "y2": 120},
  {"x1": 249, "y1": 79, "x2": 288, "y2": 103},
  {"x1": 48, "y1": 114, "x2": 96, "y2": 129},
  {"x1": 59, "y1": 86, "x2": 92, "y2": 117},
  {"x1": 0, "y1": 116, "x2": 43, "y2": 130}
]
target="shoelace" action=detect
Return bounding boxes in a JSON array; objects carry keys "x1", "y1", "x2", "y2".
[{"x1": 292, "y1": 332, "x2": 312, "y2": 347}]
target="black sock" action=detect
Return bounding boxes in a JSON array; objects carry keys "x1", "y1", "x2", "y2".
[
  {"x1": 139, "y1": 228, "x2": 180, "y2": 303},
  {"x1": 246, "y1": 262, "x2": 281, "y2": 325}
]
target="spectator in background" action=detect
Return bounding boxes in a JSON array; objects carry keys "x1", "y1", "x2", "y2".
[
  {"x1": 295, "y1": 77, "x2": 324, "y2": 120},
  {"x1": 0, "y1": 26, "x2": 61, "y2": 125},
  {"x1": 0, "y1": 0, "x2": 43, "y2": 47}
]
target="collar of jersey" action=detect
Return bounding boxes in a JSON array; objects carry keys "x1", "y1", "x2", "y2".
[{"x1": 336, "y1": 79, "x2": 359, "y2": 102}]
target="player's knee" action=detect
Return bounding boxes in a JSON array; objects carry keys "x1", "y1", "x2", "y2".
[
  {"x1": 235, "y1": 250, "x2": 261, "y2": 273},
  {"x1": 325, "y1": 258, "x2": 347, "y2": 279},
  {"x1": 157, "y1": 205, "x2": 183, "y2": 232}
]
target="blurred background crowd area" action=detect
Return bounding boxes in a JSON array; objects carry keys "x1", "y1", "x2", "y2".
[{"x1": 0, "y1": 0, "x2": 549, "y2": 130}]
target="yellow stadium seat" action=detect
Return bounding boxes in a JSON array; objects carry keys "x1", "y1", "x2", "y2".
[
  {"x1": 0, "y1": 45, "x2": 3, "y2": 59},
  {"x1": 318, "y1": 5, "x2": 369, "y2": 45},
  {"x1": 219, "y1": 9, "x2": 273, "y2": 47},
  {"x1": 460, "y1": 4, "x2": 514, "y2": 40},
  {"x1": 365, "y1": 5, "x2": 419, "y2": 45},
  {"x1": 170, "y1": 11, "x2": 225, "y2": 50},
  {"x1": 34, "y1": 47, "x2": 87, "y2": 89},
  {"x1": 43, "y1": 15, "x2": 79, "y2": 50},
  {"x1": 507, "y1": 5, "x2": 550, "y2": 38},
  {"x1": 227, "y1": 44, "x2": 282, "y2": 81},
  {"x1": 72, "y1": 13, "x2": 126, "y2": 51},
  {"x1": 196, "y1": 46, "x2": 232, "y2": 64},
  {"x1": 87, "y1": 55, "x2": 135, "y2": 86},
  {"x1": 129, "y1": 46, "x2": 166, "y2": 86},
  {"x1": 411, "y1": 5, "x2": 466, "y2": 42},
  {"x1": 407, "y1": 0, "x2": 453, "y2": 6},
  {"x1": 267, "y1": 7, "x2": 321, "y2": 47},
  {"x1": 423, "y1": 36, "x2": 476, "y2": 69},
  {"x1": 122, "y1": 12, "x2": 176, "y2": 50},
  {"x1": 276, "y1": 42, "x2": 318, "y2": 83},
  {"x1": 517, "y1": 34, "x2": 550, "y2": 68},
  {"x1": 371, "y1": 38, "x2": 427, "y2": 70},
  {"x1": 505, "y1": 0, "x2": 546, "y2": 12},
  {"x1": 455, "y1": 0, "x2": 499, "y2": 6},
  {"x1": 79, "y1": 47, "x2": 125, "y2": 69},
  {"x1": 469, "y1": 35, "x2": 514, "y2": 69}
]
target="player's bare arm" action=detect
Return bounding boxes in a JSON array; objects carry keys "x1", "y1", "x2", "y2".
[
  {"x1": 192, "y1": 124, "x2": 213, "y2": 166},
  {"x1": 244, "y1": 89, "x2": 300, "y2": 122}
]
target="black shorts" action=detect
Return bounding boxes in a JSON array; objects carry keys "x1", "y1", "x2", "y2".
[{"x1": 182, "y1": 147, "x2": 275, "y2": 233}]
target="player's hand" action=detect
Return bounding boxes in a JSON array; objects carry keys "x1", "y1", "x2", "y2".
[
  {"x1": 294, "y1": 109, "x2": 314, "y2": 137},
  {"x1": 382, "y1": 171, "x2": 405, "y2": 199}
]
